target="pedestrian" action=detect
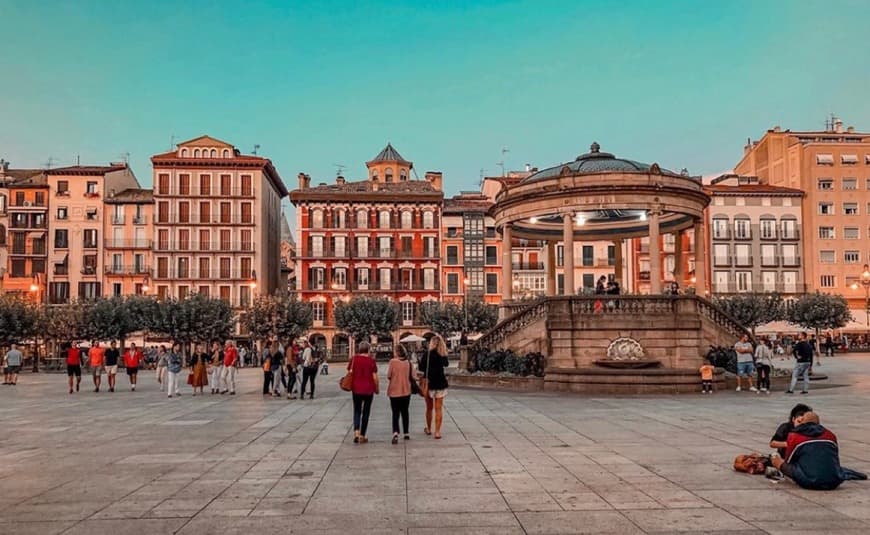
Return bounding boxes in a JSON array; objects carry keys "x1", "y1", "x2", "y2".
[
  {"x1": 595, "y1": 275, "x2": 607, "y2": 295},
  {"x1": 824, "y1": 332, "x2": 835, "y2": 358},
  {"x1": 349, "y1": 341, "x2": 379, "y2": 444},
  {"x1": 105, "y1": 341, "x2": 120, "y2": 393},
  {"x1": 123, "y1": 342, "x2": 144, "y2": 391},
  {"x1": 155, "y1": 346, "x2": 168, "y2": 391},
  {"x1": 208, "y1": 341, "x2": 223, "y2": 395},
  {"x1": 166, "y1": 344, "x2": 183, "y2": 398},
  {"x1": 88, "y1": 341, "x2": 106, "y2": 393},
  {"x1": 787, "y1": 332, "x2": 813, "y2": 395},
  {"x1": 189, "y1": 343, "x2": 209, "y2": 396},
  {"x1": 220, "y1": 340, "x2": 238, "y2": 395},
  {"x1": 262, "y1": 341, "x2": 273, "y2": 396},
  {"x1": 239, "y1": 345, "x2": 248, "y2": 368},
  {"x1": 387, "y1": 344, "x2": 413, "y2": 443},
  {"x1": 420, "y1": 334, "x2": 449, "y2": 439},
  {"x1": 269, "y1": 341, "x2": 284, "y2": 397},
  {"x1": 300, "y1": 340, "x2": 319, "y2": 399},
  {"x1": 699, "y1": 359, "x2": 714, "y2": 394},
  {"x1": 65, "y1": 342, "x2": 82, "y2": 393},
  {"x1": 285, "y1": 343, "x2": 298, "y2": 399},
  {"x1": 809, "y1": 333, "x2": 820, "y2": 367},
  {"x1": 3, "y1": 343, "x2": 23, "y2": 386},
  {"x1": 733, "y1": 334, "x2": 757, "y2": 392},
  {"x1": 755, "y1": 339, "x2": 774, "y2": 394}
]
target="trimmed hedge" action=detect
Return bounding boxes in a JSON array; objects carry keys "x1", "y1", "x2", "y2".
[{"x1": 474, "y1": 349, "x2": 545, "y2": 377}]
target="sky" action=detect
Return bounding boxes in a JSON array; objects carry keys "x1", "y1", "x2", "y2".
[{"x1": 2, "y1": 0, "x2": 869, "y2": 222}]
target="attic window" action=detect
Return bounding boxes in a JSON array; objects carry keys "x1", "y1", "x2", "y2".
[
  {"x1": 816, "y1": 154, "x2": 834, "y2": 165},
  {"x1": 210, "y1": 149, "x2": 217, "y2": 158},
  {"x1": 371, "y1": 170, "x2": 378, "y2": 181},
  {"x1": 400, "y1": 170, "x2": 407, "y2": 181},
  {"x1": 222, "y1": 149, "x2": 229, "y2": 158},
  {"x1": 194, "y1": 149, "x2": 201, "y2": 157},
  {"x1": 385, "y1": 168, "x2": 394, "y2": 182},
  {"x1": 841, "y1": 154, "x2": 858, "y2": 164},
  {"x1": 181, "y1": 148, "x2": 188, "y2": 157}
]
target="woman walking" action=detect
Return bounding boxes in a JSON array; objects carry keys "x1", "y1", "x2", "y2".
[
  {"x1": 155, "y1": 346, "x2": 168, "y2": 392},
  {"x1": 349, "y1": 341, "x2": 379, "y2": 444},
  {"x1": 420, "y1": 334, "x2": 449, "y2": 439},
  {"x1": 262, "y1": 340, "x2": 274, "y2": 396},
  {"x1": 387, "y1": 345, "x2": 413, "y2": 444},
  {"x1": 208, "y1": 341, "x2": 223, "y2": 395},
  {"x1": 189, "y1": 343, "x2": 209, "y2": 395},
  {"x1": 166, "y1": 343, "x2": 183, "y2": 398},
  {"x1": 269, "y1": 341, "x2": 284, "y2": 397}
]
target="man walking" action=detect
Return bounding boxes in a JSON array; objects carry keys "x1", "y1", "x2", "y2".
[
  {"x1": 3, "y1": 344, "x2": 23, "y2": 386},
  {"x1": 104, "y1": 341, "x2": 120, "y2": 392},
  {"x1": 65, "y1": 342, "x2": 82, "y2": 393},
  {"x1": 787, "y1": 332, "x2": 814, "y2": 395},
  {"x1": 734, "y1": 334, "x2": 757, "y2": 392},
  {"x1": 124, "y1": 343, "x2": 144, "y2": 391},
  {"x1": 220, "y1": 340, "x2": 238, "y2": 395},
  {"x1": 299, "y1": 341, "x2": 319, "y2": 399},
  {"x1": 88, "y1": 342, "x2": 105, "y2": 393}
]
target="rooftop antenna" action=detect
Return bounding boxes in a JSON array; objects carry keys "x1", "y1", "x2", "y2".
[
  {"x1": 252, "y1": 144, "x2": 261, "y2": 155},
  {"x1": 496, "y1": 146, "x2": 510, "y2": 177},
  {"x1": 120, "y1": 152, "x2": 130, "y2": 164},
  {"x1": 478, "y1": 168, "x2": 487, "y2": 188},
  {"x1": 170, "y1": 134, "x2": 176, "y2": 150},
  {"x1": 76, "y1": 154, "x2": 81, "y2": 166},
  {"x1": 333, "y1": 164, "x2": 347, "y2": 177},
  {"x1": 44, "y1": 156, "x2": 56, "y2": 169}
]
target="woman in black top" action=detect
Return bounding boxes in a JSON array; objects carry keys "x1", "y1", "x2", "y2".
[{"x1": 419, "y1": 334, "x2": 449, "y2": 439}]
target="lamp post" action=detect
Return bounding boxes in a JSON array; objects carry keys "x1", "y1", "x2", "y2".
[
  {"x1": 850, "y1": 264, "x2": 870, "y2": 326},
  {"x1": 463, "y1": 277, "x2": 470, "y2": 331}
]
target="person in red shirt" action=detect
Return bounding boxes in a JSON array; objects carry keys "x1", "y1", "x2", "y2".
[
  {"x1": 124, "y1": 343, "x2": 144, "y2": 391},
  {"x1": 348, "y1": 341, "x2": 379, "y2": 444},
  {"x1": 88, "y1": 342, "x2": 106, "y2": 393},
  {"x1": 65, "y1": 342, "x2": 82, "y2": 394},
  {"x1": 220, "y1": 340, "x2": 239, "y2": 395}
]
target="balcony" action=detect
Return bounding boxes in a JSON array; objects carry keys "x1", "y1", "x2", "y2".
[
  {"x1": 105, "y1": 239, "x2": 152, "y2": 249},
  {"x1": 782, "y1": 256, "x2": 802, "y2": 267},
  {"x1": 711, "y1": 230, "x2": 731, "y2": 240},
  {"x1": 513, "y1": 261, "x2": 544, "y2": 270},
  {"x1": 305, "y1": 281, "x2": 440, "y2": 292},
  {"x1": 9, "y1": 245, "x2": 47, "y2": 257},
  {"x1": 760, "y1": 256, "x2": 779, "y2": 267},
  {"x1": 83, "y1": 242, "x2": 99, "y2": 250},
  {"x1": 9, "y1": 200, "x2": 47, "y2": 209},
  {"x1": 153, "y1": 269, "x2": 254, "y2": 281},
  {"x1": 155, "y1": 187, "x2": 256, "y2": 198},
  {"x1": 734, "y1": 257, "x2": 753, "y2": 267},
  {"x1": 712, "y1": 257, "x2": 731, "y2": 267},
  {"x1": 154, "y1": 214, "x2": 256, "y2": 225},
  {"x1": 84, "y1": 191, "x2": 100, "y2": 199},
  {"x1": 105, "y1": 265, "x2": 152, "y2": 276},
  {"x1": 80, "y1": 266, "x2": 99, "y2": 276},
  {"x1": 55, "y1": 190, "x2": 71, "y2": 198},
  {"x1": 53, "y1": 265, "x2": 69, "y2": 276},
  {"x1": 111, "y1": 215, "x2": 125, "y2": 225},
  {"x1": 132, "y1": 215, "x2": 148, "y2": 225},
  {"x1": 154, "y1": 241, "x2": 254, "y2": 252}
]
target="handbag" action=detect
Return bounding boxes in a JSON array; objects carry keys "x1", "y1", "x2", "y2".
[
  {"x1": 418, "y1": 352, "x2": 431, "y2": 398},
  {"x1": 409, "y1": 360, "x2": 420, "y2": 395},
  {"x1": 186, "y1": 373, "x2": 194, "y2": 386},
  {"x1": 339, "y1": 356, "x2": 354, "y2": 392}
]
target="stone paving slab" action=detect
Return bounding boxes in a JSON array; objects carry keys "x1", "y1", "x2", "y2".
[{"x1": 1, "y1": 355, "x2": 870, "y2": 534}]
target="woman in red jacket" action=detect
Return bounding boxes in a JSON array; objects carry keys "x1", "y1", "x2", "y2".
[{"x1": 348, "y1": 341, "x2": 379, "y2": 444}]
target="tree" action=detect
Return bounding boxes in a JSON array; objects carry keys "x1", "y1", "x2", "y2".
[
  {"x1": 464, "y1": 299, "x2": 499, "y2": 334},
  {"x1": 420, "y1": 301, "x2": 464, "y2": 337},
  {"x1": 151, "y1": 294, "x2": 234, "y2": 351},
  {"x1": 714, "y1": 293, "x2": 785, "y2": 335},
  {"x1": 787, "y1": 292, "x2": 852, "y2": 340},
  {"x1": 0, "y1": 295, "x2": 37, "y2": 347},
  {"x1": 38, "y1": 301, "x2": 88, "y2": 344},
  {"x1": 334, "y1": 296, "x2": 399, "y2": 343},
  {"x1": 241, "y1": 294, "x2": 312, "y2": 345},
  {"x1": 80, "y1": 296, "x2": 157, "y2": 346},
  {"x1": 241, "y1": 294, "x2": 281, "y2": 342}
]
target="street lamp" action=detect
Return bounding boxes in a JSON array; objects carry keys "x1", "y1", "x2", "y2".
[
  {"x1": 463, "y1": 276, "x2": 470, "y2": 331},
  {"x1": 850, "y1": 264, "x2": 870, "y2": 326}
]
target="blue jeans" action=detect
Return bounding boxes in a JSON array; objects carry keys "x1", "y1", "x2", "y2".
[
  {"x1": 789, "y1": 362, "x2": 811, "y2": 392},
  {"x1": 737, "y1": 361, "x2": 755, "y2": 377}
]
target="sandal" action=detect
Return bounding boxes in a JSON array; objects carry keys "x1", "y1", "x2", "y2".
[
  {"x1": 424, "y1": 428, "x2": 431, "y2": 435},
  {"x1": 434, "y1": 434, "x2": 442, "y2": 440},
  {"x1": 359, "y1": 436, "x2": 368, "y2": 444}
]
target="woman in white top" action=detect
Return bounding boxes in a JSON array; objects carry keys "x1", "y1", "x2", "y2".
[{"x1": 754, "y1": 339, "x2": 774, "y2": 394}]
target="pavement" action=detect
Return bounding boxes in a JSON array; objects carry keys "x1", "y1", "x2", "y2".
[{"x1": 1, "y1": 355, "x2": 870, "y2": 534}]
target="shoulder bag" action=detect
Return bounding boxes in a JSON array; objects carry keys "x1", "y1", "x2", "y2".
[
  {"x1": 418, "y1": 352, "x2": 431, "y2": 398},
  {"x1": 408, "y1": 360, "x2": 420, "y2": 395},
  {"x1": 339, "y1": 356, "x2": 354, "y2": 392}
]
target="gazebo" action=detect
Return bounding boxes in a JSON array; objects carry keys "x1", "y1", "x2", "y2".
[{"x1": 492, "y1": 142, "x2": 710, "y2": 300}]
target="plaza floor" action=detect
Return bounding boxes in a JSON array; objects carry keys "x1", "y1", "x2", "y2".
[{"x1": 1, "y1": 356, "x2": 870, "y2": 535}]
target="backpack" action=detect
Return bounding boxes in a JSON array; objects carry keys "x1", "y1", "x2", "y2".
[{"x1": 733, "y1": 454, "x2": 769, "y2": 475}]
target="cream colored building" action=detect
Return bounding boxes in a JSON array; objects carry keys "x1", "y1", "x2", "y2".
[
  {"x1": 150, "y1": 136, "x2": 287, "y2": 314},
  {"x1": 103, "y1": 189, "x2": 153, "y2": 297}
]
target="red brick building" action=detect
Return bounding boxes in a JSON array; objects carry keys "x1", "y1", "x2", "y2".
[{"x1": 289, "y1": 144, "x2": 443, "y2": 358}]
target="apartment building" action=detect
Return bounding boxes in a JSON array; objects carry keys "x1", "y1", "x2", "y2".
[
  {"x1": 705, "y1": 174, "x2": 805, "y2": 296},
  {"x1": 0, "y1": 162, "x2": 47, "y2": 300},
  {"x1": 734, "y1": 119, "x2": 870, "y2": 308},
  {"x1": 632, "y1": 233, "x2": 694, "y2": 294},
  {"x1": 103, "y1": 189, "x2": 154, "y2": 297},
  {"x1": 288, "y1": 144, "x2": 443, "y2": 357},
  {"x1": 150, "y1": 135, "x2": 287, "y2": 312},
  {"x1": 45, "y1": 164, "x2": 139, "y2": 304},
  {"x1": 280, "y1": 212, "x2": 296, "y2": 295}
]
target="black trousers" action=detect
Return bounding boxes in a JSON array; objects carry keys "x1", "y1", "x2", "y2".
[
  {"x1": 390, "y1": 395, "x2": 411, "y2": 434},
  {"x1": 701, "y1": 380, "x2": 712, "y2": 392},
  {"x1": 301, "y1": 367, "x2": 317, "y2": 397},
  {"x1": 756, "y1": 364, "x2": 771, "y2": 390},
  {"x1": 352, "y1": 393, "x2": 374, "y2": 435},
  {"x1": 262, "y1": 371, "x2": 273, "y2": 394}
]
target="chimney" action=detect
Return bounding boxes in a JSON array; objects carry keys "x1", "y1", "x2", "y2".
[
  {"x1": 524, "y1": 163, "x2": 531, "y2": 172},
  {"x1": 834, "y1": 117, "x2": 843, "y2": 133},
  {"x1": 336, "y1": 175, "x2": 346, "y2": 185},
  {"x1": 424, "y1": 171, "x2": 443, "y2": 191},
  {"x1": 297, "y1": 172, "x2": 310, "y2": 190},
  {"x1": 772, "y1": 126, "x2": 781, "y2": 132},
  {"x1": 847, "y1": 126, "x2": 855, "y2": 133},
  {"x1": 0, "y1": 159, "x2": 9, "y2": 172}
]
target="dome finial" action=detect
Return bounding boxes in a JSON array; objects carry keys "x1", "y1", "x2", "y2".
[{"x1": 590, "y1": 141, "x2": 600, "y2": 153}]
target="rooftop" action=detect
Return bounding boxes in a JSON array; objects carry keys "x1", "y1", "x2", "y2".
[
  {"x1": 367, "y1": 143, "x2": 411, "y2": 166},
  {"x1": 522, "y1": 142, "x2": 683, "y2": 184},
  {"x1": 105, "y1": 188, "x2": 154, "y2": 203},
  {"x1": 45, "y1": 164, "x2": 128, "y2": 176}
]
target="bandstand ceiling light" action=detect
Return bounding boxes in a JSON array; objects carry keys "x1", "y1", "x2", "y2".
[
  {"x1": 575, "y1": 215, "x2": 585, "y2": 226},
  {"x1": 639, "y1": 211, "x2": 647, "y2": 221},
  {"x1": 529, "y1": 216, "x2": 539, "y2": 224}
]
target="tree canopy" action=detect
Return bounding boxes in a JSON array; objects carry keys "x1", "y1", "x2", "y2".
[
  {"x1": 787, "y1": 292, "x2": 853, "y2": 333},
  {"x1": 150, "y1": 294, "x2": 234, "y2": 346},
  {"x1": 334, "y1": 296, "x2": 399, "y2": 343},
  {"x1": 242, "y1": 294, "x2": 313, "y2": 343},
  {"x1": 714, "y1": 293, "x2": 785, "y2": 334},
  {"x1": 0, "y1": 295, "x2": 37, "y2": 346}
]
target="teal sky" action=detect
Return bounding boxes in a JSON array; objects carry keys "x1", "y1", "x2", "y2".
[{"x1": 2, "y1": 0, "x2": 869, "y2": 209}]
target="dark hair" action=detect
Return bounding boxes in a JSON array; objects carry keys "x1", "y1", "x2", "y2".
[
  {"x1": 396, "y1": 345, "x2": 408, "y2": 360},
  {"x1": 789, "y1": 403, "x2": 812, "y2": 421}
]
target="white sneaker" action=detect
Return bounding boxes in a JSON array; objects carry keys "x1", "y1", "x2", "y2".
[
  {"x1": 736, "y1": 386, "x2": 742, "y2": 392},
  {"x1": 750, "y1": 386, "x2": 758, "y2": 392}
]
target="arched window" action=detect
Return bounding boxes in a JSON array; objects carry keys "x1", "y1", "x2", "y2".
[
  {"x1": 371, "y1": 170, "x2": 378, "y2": 181},
  {"x1": 210, "y1": 149, "x2": 217, "y2": 158},
  {"x1": 356, "y1": 209, "x2": 368, "y2": 229},
  {"x1": 311, "y1": 209, "x2": 323, "y2": 228},
  {"x1": 400, "y1": 169, "x2": 407, "y2": 181},
  {"x1": 193, "y1": 148, "x2": 200, "y2": 157},
  {"x1": 422, "y1": 210, "x2": 434, "y2": 229},
  {"x1": 180, "y1": 148, "x2": 188, "y2": 157},
  {"x1": 385, "y1": 167, "x2": 394, "y2": 182},
  {"x1": 222, "y1": 149, "x2": 230, "y2": 158},
  {"x1": 379, "y1": 210, "x2": 391, "y2": 229},
  {"x1": 401, "y1": 211, "x2": 413, "y2": 229},
  {"x1": 712, "y1": 218, "x2": 729, "y2": 239}
]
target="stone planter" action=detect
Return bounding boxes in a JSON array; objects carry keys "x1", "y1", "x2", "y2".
[{"x1": 449, "y1": 373, "x2": 544, "y2": 392}]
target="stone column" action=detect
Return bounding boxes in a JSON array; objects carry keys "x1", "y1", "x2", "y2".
[
  {"x1": 673, "y1": 230, "x2": 683, "y2": 284},
  {"x1": 562, "y1": 213, "x2": 575, "y2": 295},
  {"x1": 502, "y1": 223, "x2": 513, "y2": 302},
  {"x1": 612, "y1": 238, "x2": 623, "y2": 286},
  {"x1": 545, "y1": 241, "x2": 556, "y2": 297},
  {"x1": 649, "y1": 211, "x2": 662, "y2": 294},
  {"x1": 694, "y1": 219, "x2": 707, "y2": 296}
]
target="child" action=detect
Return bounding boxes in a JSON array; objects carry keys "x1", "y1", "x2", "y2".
[
  {"x1": 769, "y1": 403, "x2": 812, "y2": 457},
  {"x1": 699, "y1": 360, "x2": 715, "y2": 394}
]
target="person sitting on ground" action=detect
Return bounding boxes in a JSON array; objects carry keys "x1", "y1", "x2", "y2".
[
  {"x1": 770, "y1": 403, "x2": 811, "y2": 458},
  {"x1": 771, "y1": 411, "x2": 868, "y2": 490}
]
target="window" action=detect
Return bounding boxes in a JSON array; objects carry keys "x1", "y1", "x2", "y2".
[
  {"x1": 239, "y1": 286, "x2": 250, "y2": 307},
  {"x1": 402, "y1": 302, "x2": 415, "y2": 324},
  {"x1": 424, "y1": 236, "x2": 437, "y2": 257},
  {"x1": 845, "y1": 251, "x2": 860, "y2": 264},
  {"x1": 761, "y1": 244, "x2": 777, "y2": 266},
  {"x1": 332, "y1": 209, "x2": 346, "y2": 228},
  {"x1": 712, "y1": 218, "x2": 729, "y2": 239},
  {"x1": 199, "y1": 202, "x2": 211, "y2": 223},
  {"x1": 816, "y1": 154, "x2": 834, "y2": 165},
  {"x1": 820, "y1": 275, "x2": 836, "y2": 288},
  {"x1": 179, "y1": 174, "x2": 190, "y2": 196},
  {"x1": 818, "y1": 226, "x2": 835, "y2": 239},
  {"x1": 312, "y1": 302, "x2": 325, "y2": 322},
  {"x1": 736, "y1": 272, "x2": 752, "y2": 292},
  {"x1": 485, "y1": 246, "x2": 498, "y2": 265},
  {"x1": 762, "y1": 271, "x2": 777, "y2": 292},
  {"x1": 486, "y1": 273, "x2": 498, "y2": 294},
  {"x1": 78, "y1": 282, "x2": 101, "y2": 300},
  {"x1": 844, "y1": 227, "x2": 859, "y2": 239},
  {"x1": 400, "y1": 169, "x2": 407, "y2": 181},
  {"x1": 446, "y1": 246, "x2": 459, "y2": 265},
  {"x1": 219, "y1": 258, "x2": 231, "y2": 278},
  {"x1": 356, "y1": 209, "x2": 368, "y2": 229},
  {"x1": 379, "y1": 268, "x2": 391, "y2": 290},
  {"x1": 333, "y1": 267, "x2": 347, "y2": 289},
  {"x1": 81, "y1": 255, "x2": 97, "y2": 275},
  {"x1": 86, "y1": 208, "x2": 98, "y2": 221},
  {"x1": 240, "y1": 229, "x2": 252, "y2": 251},
  {"x1": 735, "y1": 244, "x2": 751, "y2": 266},
  {"x1": 423, "y1": 268, "x2": 435, "y2": 290},
  {"x1": 817, "y1": 179, "x2": 833, "y2": 190},
  {"x1": 713, "y1": 243, "x2": 729, "y2": 266},
  {"x1": 112, "y1": 283, "x2": 122, "y2": 297},
  {"x1": 401, "y1": 211, "x2": 413, "y2": 229},
  {"x1": 556, "y1": 245, "x2": 564, "y2": 267},
  {"x1": 198, "y1": 286, "x2": 210, "y2": 297},
  {"x1": 734, "y1": 219, "x2": 751, "y2": 239},
  {"x1": 356, "y1": 236, "x2": 368, "y2": 257},
  {"x1": 241, "y1": 175, "x2": 252, "y2": 196},
  {"x1": 781, "y1": 219, "x2": 797, "y2": 239},
  {"x1": 379, "y1": 236, "x2": 392, "y2": 258},
  {"x1": 220, "y1": 202, "x2": 231, "y2": 223},
  {"x1": 199, "y1": 257, "x2": 210, "y2": 278},
  {"x1": 760, "y1": 219, "x2": 775, "y2": 239},
  {"x1": 818, "y1": 202, "x2": 834, "y2": 215},
  {"x1": 844, "y1": 178, "x2": 857, "y2": 190},
  {"x1": 581, "y1": 245, "x2": 594, "y2": 267},
  {"x1": 310, "y1": 267, "x2": 325, "y2": 289},
  {"x1": 157, "y1": 201, "x2": 169, "y2": 223},
  {"x1": 55, "y1": 229, "x2": 68, "y2": 249},
  {"x1": 85, "y1": 181, "x2": 98, "y2": 195},
  {"x1": 83, "y1": 229, "x2": 98, "y2": 248},
  {"x1": 714, "y1": 271, "x2": 729, "y2": 293},
  {"x1": 446, "y1": 273, "x2": 459, "y2": 294},
  {"x1": 782, "y1": 244, "x2": 799, "y2": 265},
  {"x1": 157, "y1": 258, "x2": 168, "y2": 279},
  {"x1": 220, "y1": 174, "x2": 231, "y2": 195},
  {"x1": 446, "y1": 226, "x2": 458, "y2": 238},
  {"x1": 607, "y1": 245, "x2": 616, "y2": 266},
  {"x1": 356, "y1": 268, "x2": 369, "y2": 289},
  {"x1": 57, "y1": 180, "x2": 70, "y2": 195},
  {"x1": 178, "y1": 257, "x2": 190, "y2": 278},
  {"x1": 35, "y1": 191, "x2": 45, "y2": 206},
  {"x1": 311, "y1": 236, "x2": 323, "y2": 257},
  {"x1": 422, "y1": 211, "x2": 434, "y2": 229},
  {"x1": 199, "y1": 174, "x2": 211, "y2": 195},
  {"x1": 219, "y1": 286, "x2": 231, "y2": 303},
  {"x1": 379, "y1": 210, "x2": 391, "y2": 229},
  {"x1": 48, "y1": 282, "x2": 70, "y2": 304},
  {"x1": 220, "y1": 230, "x2": 231, "y2": 251},
  {"x1": 841, "y1": 154, "x2": 858, "y2": 164},
  {"x1": 241, "y1": 202, "x2": 252, "y2": 224},
  {"x1": 311, "y1": 209, "x2": 323, "y2": 228},
  {"x1": 819, "y1": 250, "x2": 835, "y2": 264},
  {"x1": 334, "y1": 236, "x2": 346, "y2": 256},
  {"x1": 844, "y1": 203, "x2": 859, "y2": 215}
]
